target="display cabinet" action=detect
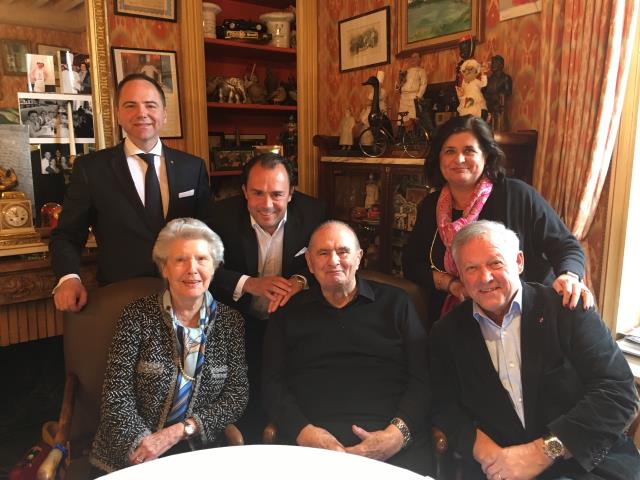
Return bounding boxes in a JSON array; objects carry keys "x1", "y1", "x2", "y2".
[
  {"x1": 315, "y1": 131, "x2": 538, "y2": 276},
  {"x1": 204, "y1": 0, "x2": 297, "y2": 198}
]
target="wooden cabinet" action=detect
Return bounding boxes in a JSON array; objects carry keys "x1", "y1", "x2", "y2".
[
  {"x1": 203, "y1": 1, "x2": 298, "y2": 197},
  {"x1": 315, "y1": 131, "x2": 538, "y2": 276}
]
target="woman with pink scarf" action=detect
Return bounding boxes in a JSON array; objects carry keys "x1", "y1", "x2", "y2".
[{"x1": 402, "y1": 115, "x2": 592, "y2": 330}]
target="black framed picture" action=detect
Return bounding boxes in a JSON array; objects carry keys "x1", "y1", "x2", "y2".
[
  {"x1": 339, "y1": 6, "x2": 390, "y2": 73},
  {"x1": 212, "y1": 148, "x2": 254, "y2": 171}
]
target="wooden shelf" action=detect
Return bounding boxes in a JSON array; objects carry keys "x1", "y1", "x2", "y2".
[
  {"x1": 207, "y1": 102, "x2": 297, "y2": 111},
  {"x1": 211, "y1": 170, "x2": 242, "y2": 177},
  {"x1": 205, "y1": 38, "x2": 296, "y2": 58}
]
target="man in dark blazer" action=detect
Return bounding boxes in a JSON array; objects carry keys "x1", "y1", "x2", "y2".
[
  {"x1": 430, "y1": 220, "x2": 640, "y2": 480},
  {"x1": 208, "y1": 153, "x2": 325, "y2": 441},
  {"x1": 51, "y1": 74, "x2": 210, "y2": 312}
]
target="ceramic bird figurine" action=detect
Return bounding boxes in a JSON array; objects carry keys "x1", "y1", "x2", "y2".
[{"x1": 269, "y1": 85, "x2": 287, "y2": 104}]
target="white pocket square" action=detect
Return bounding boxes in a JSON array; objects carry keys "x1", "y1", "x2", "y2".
[
  {"x1": 295, "y1": 247, "x2": 307, "y2": 257},
  {"x1": 178, "y1": 189, "x2": 195, "y2": 198}
]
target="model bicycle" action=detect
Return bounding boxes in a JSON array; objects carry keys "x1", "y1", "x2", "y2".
[{"x1": 358, "y1": 111, "x2": 430, "y2": 158}]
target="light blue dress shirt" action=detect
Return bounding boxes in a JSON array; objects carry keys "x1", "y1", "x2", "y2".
[{"x1": 473, "y1": 288, "x2": 525, "y2": 427}]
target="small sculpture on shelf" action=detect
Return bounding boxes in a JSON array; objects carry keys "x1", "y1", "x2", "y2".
[
  {"x1": 269, "y1": 83, "x2": 287, "y2": 104},
  {"x1": 455, "y1": 34, "x2": 476, "y2": 87},
  {"x1": 396, "y1": 52, "x2": 427, "y2": 121},
  {"x1": 456, "y1": 59, "x2": 488, "y2": 119},
  {"x1": 206, "y1": 76, "x2": 247, "y2": 103},
  {"x1": 243, "y1": 64, "x2": 268, "y2": 104},
  {"x1": 364, "y1": 173, "x2": 380, "y2": 209},
  {"x1": 338, "y1": 106, "x2": 356, "y2": 150},
  {"x1": 483, "y1": 55, "x2": 513, "y2": 131}
]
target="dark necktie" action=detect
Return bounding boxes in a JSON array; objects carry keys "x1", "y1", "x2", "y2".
[{"x1": 138, "y1": 153, "x2": 165, "y2": 233}]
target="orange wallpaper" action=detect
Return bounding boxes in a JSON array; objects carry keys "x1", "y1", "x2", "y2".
[
  {"x1": 107, "y1": 0, "x2": 185, "y2": 151},
  {"x1": 0, "y1": 25, "x2": 85, "y2": 109},
  {"x1": 317, "y1": 0, "x2": 541, "y2": 135}
]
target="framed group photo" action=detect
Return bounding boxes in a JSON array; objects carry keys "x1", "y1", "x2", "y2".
[
  {"x1": 112, "y1": 47, "x2": 182, "y2": 138},
  {"x1": 339, "y1": 6, "x2": 390, "y2": 73},
  {"x1": 397, "y1": 0, "x2": 484, "y2": 55}
]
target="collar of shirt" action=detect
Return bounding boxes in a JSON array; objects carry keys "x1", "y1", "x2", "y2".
[
  {"x1": 249, "y1": 210, "x2": 288, "y2": 236},
  {"x1": 472, "y1": 287, "x2": 523, "y2": 330},
  {"x1": 162, "y1": 288, "x2": 215, "y2": 331},
  {"x1": 124, "y1": 137, "x2": 163, "y2": 157}
]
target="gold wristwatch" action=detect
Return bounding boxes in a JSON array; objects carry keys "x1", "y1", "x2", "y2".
[
  {"x1": 542, "y1": 434, "x2": 566, "y2": 460},
  {"x1": 390, "y1": 417, "x2": 412, "y2": 449}
]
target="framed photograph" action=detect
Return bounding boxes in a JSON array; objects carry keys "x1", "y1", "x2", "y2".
[
  {"x1": 25, "y1": 54, "x2": 56, "y2": 93},
  {"x1": 224, "y1": 133, "x2": 267, "y2": 148},
  {"x1": 37, "y1": 44, "x2": 68, "y2": 82},
  {"x1": 0, "y1": 39, "x2": 30, "y2": 76},
  {"x1": 339, "y1": 6, "x2": 390, "y2": 73},
  {"x1": 18, "y1": 92, "x2": 94, "y2": 144},
  {"x1": 499, "y1": 0, "x2": 542, "y2": 21},
  {"x1": 112, "y1": 47, "x2": 182, "y2": 138},
  {"x1": 397, "y1": 0, "x2": 484, "y2": 55},
  {"x1": 114, "y1": 0, "x2": 176, "y2": 22},
  {"x1": 212, "y1": 148, "x2": 254, "y2": 171}
]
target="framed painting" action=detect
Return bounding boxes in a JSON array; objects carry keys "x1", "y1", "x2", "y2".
[
  {"x1": 339, "y1": 6, "x2": 390, "y2": 73},
  {"x1": 499, "y1": 0, "x2": 542, "y2": 21},
  {"x1": 112, "y1": 47, "x2": 182, "y2": 138},
  {"x1": 397, "y1": 0, "x2": 484, "y2": 55},
  {"x1": 114, "y1": 0, "x2": 176, "y2": 22},
  {"x1": 0, "y1": 39, "x2": 30, "y2": 76},
  {"x1": 212, "y1": 148, "x2": 254, "y2": 171}
]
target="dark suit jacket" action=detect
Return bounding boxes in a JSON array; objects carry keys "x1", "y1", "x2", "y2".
[
  {"x1": 208, "y1": 191, "x2": 326, "y2": 318},
  {"x1": 50, "y1": 143, "x2": 211, "y2": 285},
  {"x1": 430, "y1": 283, "x2": 640, "y2": 480}
]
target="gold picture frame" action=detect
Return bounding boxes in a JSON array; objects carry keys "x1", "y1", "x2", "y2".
[
  {"x1": 114, "y1": 0, "x2": 176, "y2": 22},
  {"x1": 397, "y1": 0, "x2": 484, "y2": 56}
]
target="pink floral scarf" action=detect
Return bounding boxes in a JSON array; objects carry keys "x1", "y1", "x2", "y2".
[{"x1": 436, "y1": 176, "x2": 493, "y2": 314}]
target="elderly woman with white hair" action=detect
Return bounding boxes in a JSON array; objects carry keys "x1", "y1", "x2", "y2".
[{"x1": 90, "y1": 218, "x2": 248, "y2": 474}]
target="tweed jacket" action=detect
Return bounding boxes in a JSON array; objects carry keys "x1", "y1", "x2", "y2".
[{"x1": 90, "y1": 293, "x2": 248, "y2": 472}]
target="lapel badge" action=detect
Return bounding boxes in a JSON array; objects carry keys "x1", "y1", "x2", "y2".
[{"x1": 538, "y1": 316, "x2": 544, "y2": 324}]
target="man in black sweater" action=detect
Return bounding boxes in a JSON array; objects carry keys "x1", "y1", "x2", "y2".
[{"x1": 262, "y1": 221, "x2": 433, "y2": 475}]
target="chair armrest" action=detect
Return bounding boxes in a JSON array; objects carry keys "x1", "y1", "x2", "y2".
[
  {"x1": 37, "y1": 373, "x2": 78, "y2": 480},
  {"x1": 262, "y1": 423, "x2": 278, "y2": 444},
  {"x1": 223, "y1": 424, "x2": 244, "y2": 446},
  {"x1": 432, "y1": 426, "x2": 448, "y2": 457}
]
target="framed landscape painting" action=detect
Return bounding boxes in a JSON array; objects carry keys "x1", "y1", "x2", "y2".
[{"x1": 397, "y1": 0, "x2": 484, "y2": 55}]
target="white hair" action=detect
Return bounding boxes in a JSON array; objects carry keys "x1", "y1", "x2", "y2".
[
  {"x1": 152, "y1": 218, "x2": 224, "y2": 270},
  {"x1": 451, "y1": 220, "x2": 520, "y2": 266}
]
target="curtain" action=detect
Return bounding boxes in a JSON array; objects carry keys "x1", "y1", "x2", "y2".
[{"x1": 534, "y1": 0, "x2": 638, "y2": 241}]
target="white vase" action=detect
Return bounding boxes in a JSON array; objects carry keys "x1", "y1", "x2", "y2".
[
  {"x1": 259, "y1": 11, "x2": 295, "y2": 48},
  {"x1": 203, "y1": 2, "x2": 221, "y2": 38}
]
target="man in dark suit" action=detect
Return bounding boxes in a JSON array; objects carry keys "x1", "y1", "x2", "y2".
[
  {"x1": 430, "y1": 220, "x2": 640, "y2": 480},
  {"x1": 208, "y1": 153, "x2": 325, "y2": 441},
  {"x1": 51, "y1": 74, "x2": 211, "y2": 312}
]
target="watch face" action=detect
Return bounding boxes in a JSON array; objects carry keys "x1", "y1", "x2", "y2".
[{"x1": 4, "y1": 204, "x2": 30, "y2": 227}]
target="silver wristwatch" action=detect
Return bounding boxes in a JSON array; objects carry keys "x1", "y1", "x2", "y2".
[
  {"x1": 390, "y1": 417, "x2": 412, "y2": 449},
  {"x1": 542, "y1": 434, "x2": 566, "y2": 460}
]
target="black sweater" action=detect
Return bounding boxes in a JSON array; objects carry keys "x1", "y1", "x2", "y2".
[{"x1": 402, "y1": 177, "x2": 585, "y2": 327}]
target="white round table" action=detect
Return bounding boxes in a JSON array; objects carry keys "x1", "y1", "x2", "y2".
[{"x1": 101, "y1": 444, "x2": 433, "y2": 479}]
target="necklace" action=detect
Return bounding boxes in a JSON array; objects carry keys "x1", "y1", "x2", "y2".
[
  {"x1": 177, "y1": 357, "x2": 196, "y2": 382},
  {"x1": 429, "y1": 230, "x2": 446, "y2": 273}
]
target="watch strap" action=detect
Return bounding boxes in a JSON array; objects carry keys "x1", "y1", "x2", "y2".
[{"x1": 390, "y1": 417, "x2": 412, "y2": 449}]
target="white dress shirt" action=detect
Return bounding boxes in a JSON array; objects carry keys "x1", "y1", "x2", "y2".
[
  {"x1": 233, "y1": 212, "x2": 287, "y2": 319},
  {"x1": 473, "y1": 287, "x2": 525, "y2": 427}
]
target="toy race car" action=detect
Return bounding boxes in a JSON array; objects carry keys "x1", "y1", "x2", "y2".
[{"x1": 216, "y1": 18, "x2": 271, "y2": 42}]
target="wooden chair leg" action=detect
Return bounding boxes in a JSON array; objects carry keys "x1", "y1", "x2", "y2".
[{"x1": 37, "y1": 373, "x2": 78, "y2": 480}]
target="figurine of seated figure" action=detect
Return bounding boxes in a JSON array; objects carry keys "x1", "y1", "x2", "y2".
[{"x1": 456, "y1": 59, "x2": 487, "y2": 119}]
